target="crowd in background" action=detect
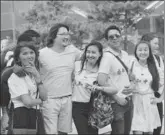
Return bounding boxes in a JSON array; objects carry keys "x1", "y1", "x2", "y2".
[{"x1": 0, "y1": 23, "x2": 164, "y2": 135}]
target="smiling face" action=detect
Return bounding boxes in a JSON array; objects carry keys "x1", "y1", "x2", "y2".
[
  {"x1": 136, "y1": 43, "x2": 150, "y2": 62},
  {"x1": 18, "y1": 47, "x2": 36, "y2": 67},
  {"x1": 55, "y1": 27, "x2": 70, "y2": 47},
  {"x1": 86, "y1": 45, "x2": 101, "y2": 65},
  {"x1": 107, "y1": 29, "x2": 122, "y2": 50},
  {"x1": 150, "y1": 37, "x2": 159, "y2": 54}
]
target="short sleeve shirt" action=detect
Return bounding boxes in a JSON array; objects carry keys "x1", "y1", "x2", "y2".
[
  {"x1": 99, "y1": 47, "x2": 130, "y2": 98},
  {"x1": 8, "y1": 73, "x2": 37, "y2": 108},
  {"x1": 72, "y1": 61, "x2": 98, "y2": 102},
  {"x1": 39, "y1": 45, "x2": 81, "y2": 98}
]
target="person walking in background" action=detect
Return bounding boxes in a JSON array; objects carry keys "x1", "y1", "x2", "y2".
[
  {"x1": 97, "y1": 25, "x2": 133, "y2": 135},
  {"x1": 39, "y1": 23, "x2": 81, "y2": 134},
  {"x1": 8, "y1": 42, "x2": 47, "y2": 134},
  {"x1": 141, "y1": 33, "x2": 164, "y2": 135},
  {"x1": 130, "y1": 41, "x2": 164, "y2": 135}
]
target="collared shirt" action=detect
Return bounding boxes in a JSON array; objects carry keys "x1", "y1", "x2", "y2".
[{"x1": 99, "y1": 47, "x2": 131, "y2": 98}]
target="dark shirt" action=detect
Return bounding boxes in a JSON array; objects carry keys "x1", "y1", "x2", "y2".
[
  {"x1": 0, "y1": 51, "x2": 7, "y2": 73},
  {"x1": 1, "y1": 67, "x2": 13, "y2": 106}
]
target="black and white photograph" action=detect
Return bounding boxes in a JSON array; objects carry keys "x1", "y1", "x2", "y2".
[{"x1": 1, "y1": 1, "x2": 164, "y2": 134}]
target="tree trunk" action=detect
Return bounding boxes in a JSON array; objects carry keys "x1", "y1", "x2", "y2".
[{"x1": 124, "y1": 9, "x2": 128, "y2": 51}]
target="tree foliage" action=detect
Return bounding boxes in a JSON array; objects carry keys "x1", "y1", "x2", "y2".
[
  {"x1": 87, "y1": 1, "x2": 152, "y2": 49},
  {"x1": 18, "y1": 0, "x2": 153, "y2": 47},
  {"x1": 88, "y1": 1, "x2": 151, "y2": 30},
  {"x1": 20, "y1": 1, "x2": 72, "y2": 33}
]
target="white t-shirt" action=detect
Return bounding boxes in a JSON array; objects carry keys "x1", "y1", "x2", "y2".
[
  {"x1": 153, "y1": 55, "x2": 164, "y2": 71},
  {"x1": 8, "y1": 73, "x2": 38, "y2": 109},
  {"x1": 72, "y1": 61, "x2": 98, "y2": 102},
  {"x1": 99, "y1": 47, "x2": 131, "y2": 98},
  {"x1": 39, "y1": 45, "x2": 81, "y2": 98}
]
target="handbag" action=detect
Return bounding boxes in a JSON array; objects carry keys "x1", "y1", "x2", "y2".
[{"x1": 88, "y1": 85, "x2": 114, "y2": 129}]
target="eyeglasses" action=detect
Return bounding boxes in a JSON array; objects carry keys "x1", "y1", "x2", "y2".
[{"x1": 108, "y1": 34, "x2": 121, "y2": 40}]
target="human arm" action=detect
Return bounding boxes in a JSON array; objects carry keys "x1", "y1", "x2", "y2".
[
  {"x1": 37, "y1": 83, "x2": 47, "y2": 101},
  {"x1": 73, "y1": 45, "x2": 83, "y2": 61},
  {"x1": 85, "y1": 83, "x2": 118, "y2": 95},
  {"x1": 8, "y1": 74, "x2": 43, "y2": 108},
  {"x1": 20, "y1": 94, "x2": 42, "y2": 108},
  {"x1": 97, "y1": 53, "x2": 127, "y2": 105},
  {"x1": 23, "y1": 64, "x2": 47, "y2": 101},
  {"x1": 151, "y1": 90, "x2": 164, "y2": 104}
]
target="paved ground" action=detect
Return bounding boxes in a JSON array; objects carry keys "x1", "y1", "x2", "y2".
[
  {"x1": 70, "y1": 102, "x2": 164, "y2": 134},
  {"x1": 70, "y1": 118, "x2": 164, "y2": 134},
  {"x1": 1, "y1": 101, "x2": 164, "y2": 134}
]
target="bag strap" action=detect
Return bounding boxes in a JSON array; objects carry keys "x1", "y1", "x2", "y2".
[
  {"x1": 130, "y1": 61, "x2": 134, "y2": 74},
  {"x1": 106, "y1": 51, "x2": 128, "y2": 73},
  {"x1": 155, "y1": 55, "x2": 160, "y2": 67}
]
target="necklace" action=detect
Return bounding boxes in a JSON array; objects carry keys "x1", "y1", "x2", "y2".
[
  {"x1": 139, "y1": 64, "x2": 147, "y2": 76},
  {"x1": 138, "y1": 60, "x2": 147, "y2": 76}
]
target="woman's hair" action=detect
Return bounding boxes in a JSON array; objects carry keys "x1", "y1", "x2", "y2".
[
  {"x1": 17, "y1": 30, "x2": 40, "y2": 44},
  {"x1": 46, "y1": 23, "x2": 69, "y2": 48},
  {"x1": 79, "y1": 41, "x2": 103, "y2": 73},
  {"x1": 141, "y1": 33, "x2": 158, "y2": 43},
  {"x1": 14, "y1": 41, "x2": 39, "y2": 70},
  {"x1": 134, "y1": 41, "x2": 160, "y2": 92}
]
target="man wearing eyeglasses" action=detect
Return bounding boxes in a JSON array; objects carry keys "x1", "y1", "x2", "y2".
[
  {"x1": 97, "y1": 25, "x2": 133, "y2": 134},
  {"x1": 39, "y1": 23, "x2": 81, "y2": 134}
]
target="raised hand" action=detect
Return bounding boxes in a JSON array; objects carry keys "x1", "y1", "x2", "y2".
[{"x1": 23, "y1": 61, "x2": 41, "y2": 83}]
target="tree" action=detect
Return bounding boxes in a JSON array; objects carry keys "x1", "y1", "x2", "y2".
[
  {"x1": 20, "y1": 1, "x2": 72, "y2": 33},
  {"x1": 87, "y1": 1, "x2": 152, "y2": 50},
  {"x1": 19, "y1": 1, "x2": 91, "y2": 46}
]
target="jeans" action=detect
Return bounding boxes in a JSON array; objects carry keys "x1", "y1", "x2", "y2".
[
  {"x1": 111, "y1": 98, "x2": 133, "y2": 135},
  {"x1": 72, "y1": 102, "x2": 98, "y2": 134},
  {"x1": 7, "y1": 102, "x2": 14, "y2": 134},
  {"x1": 153, "y1": 102, "x2": 163, "y2": 135}
]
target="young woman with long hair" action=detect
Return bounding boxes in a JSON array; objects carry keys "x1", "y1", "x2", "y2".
[
  {"x1": 8, "y1": 42, "x2": 47, "y2": 134},
  {"x1": 72, "y1": 41, "x2": 117, "y2": 134},
  {"x1": 130, "y1": 41, "x2": 164, "y2": 135}
]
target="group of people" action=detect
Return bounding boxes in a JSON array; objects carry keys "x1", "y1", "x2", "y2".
[{"x1": 1, "y1": 23, "x2": 164, "y2": 135}]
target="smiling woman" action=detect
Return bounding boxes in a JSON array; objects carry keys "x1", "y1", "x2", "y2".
[
  {"x1": 130, "y1": 40, "x2": 164, "y2": 135},
  {"x1": 8, "y1": 42, "x2": 47, "y2": 134},
  {"x1": 72, "y1": 41, "x2": 103, "y2": 134}
]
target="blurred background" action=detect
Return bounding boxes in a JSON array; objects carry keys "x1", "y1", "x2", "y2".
[{"x1": 1, "y1": 1, "x2": 164, "y2": 54}]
